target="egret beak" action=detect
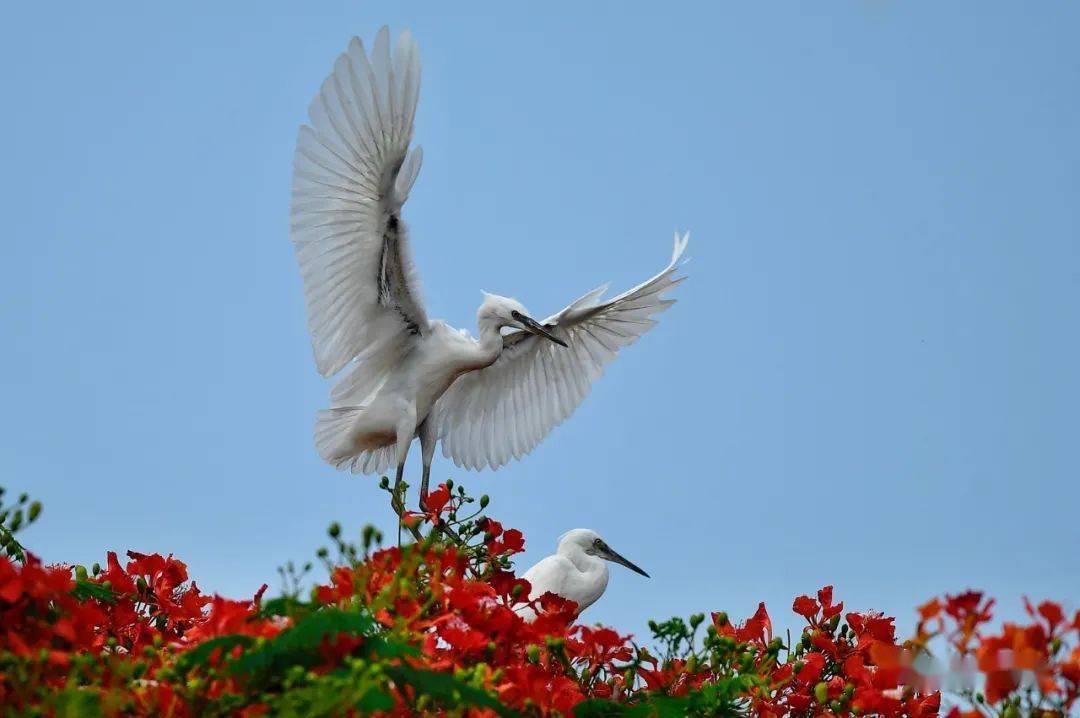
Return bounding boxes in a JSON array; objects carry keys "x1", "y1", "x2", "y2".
[
  {"x1": 512, "y1": 311, "x2": 568, "y2": 347},
  {"x1": 600, "y1": 545, "x2": 650, "y2": 578}
]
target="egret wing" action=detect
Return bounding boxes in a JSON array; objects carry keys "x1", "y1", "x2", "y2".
[
  {"x1": 522, "y1": 555, "x2": 575, "y2": 600},
  {"x1": 433, "y1": 233, "x2": 689, "y2": 471},
  {"x1": 291, "y1": 27, "x2": 427, "y2": 379}
]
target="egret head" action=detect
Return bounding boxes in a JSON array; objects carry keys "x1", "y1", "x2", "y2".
[
  {"x1": 478, "y1": 292, "x2": 567, "y2": 347},
  {"x1": 558, "y1": 529, "x2": 650, "y2": 577}
]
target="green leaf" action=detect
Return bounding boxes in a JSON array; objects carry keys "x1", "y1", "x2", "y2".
[
  {"x1": 52, "y1": 689, "x2": 104, "y2": 718},
  {"x1": 355, "y1": 687, "x2": 395, "y2": 712},
  {"x1": 573, "y1": 699, "x2": 631, "y2": 717},
  {"x1": 176, "y1": 635, "x2": 255, "y2": 674},
  {"x1": 384, "y1": 665, "x2": 520, "y2": 717},
  {"x1": 70, "y1": 579, "x2": 117, "y2": 604},
  {"x1": 574, "y1": 697, "x2": 695, "y2": 718},
  {"x1": 228, "y1": 607, "x2": 378, "y2": 679},
  {"x1": 257, "y1": 596, "x2": 308, "y2": 619}
]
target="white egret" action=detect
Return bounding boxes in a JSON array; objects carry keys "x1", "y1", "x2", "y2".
[
  {"x1": 519, "y1": 529, "x2": 649, "y2": 618},
  {"x1": 291, "y1": 27, "x2": 688, "y2": 505}
]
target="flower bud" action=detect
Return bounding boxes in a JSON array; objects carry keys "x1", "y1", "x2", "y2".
[
  {"x1": 92, "y1": 562, "x2": 101, "y2": 576},
  {"x1": 445, "y1": 479, "x2": 454, "y2": 490},
  {"x1": 328, "y1": 522, "x2": 341, "y2": 539},
  {"x1": 28, "y1": 501, "x2": 42, "y2": 522},
  {"x1": 814, "y1": 682, "x2": 829, "y2": 704},
  {"x1": 379, "y1": 476, "x2": 390, "y2": 490},
  {"x1": 479, "y1": 495, "x2": 490, "y2": 508},
  {"x1": 689, "y1": 613, "x2": 705, "y2": 629},
  {"x1": 713, "y1": 611, "x2": 729, "y2": 627},
  {"x1": 526, "y1": 644, "x2": 540, "y2": 663},
  {"x1": 74, "y1": 565, "x2": 88, "y2": 581}
]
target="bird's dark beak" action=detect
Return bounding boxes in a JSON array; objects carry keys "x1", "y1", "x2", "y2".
[
  {"x1": 514, "y1": 311, "x2": 568, "y2": 347},
  {"x1": 601, "y1": 545, "x2": 650, "y2": 578}
]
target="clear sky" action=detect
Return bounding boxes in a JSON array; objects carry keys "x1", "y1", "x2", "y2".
[{"x1": 2, "y1": 2, "x2": 1077, "y2": 642}]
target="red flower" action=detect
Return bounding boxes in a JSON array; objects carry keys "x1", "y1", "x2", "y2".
[
  {"x1": 797, "y1": 651, "x2": 826, "y2": 684},
  {"x1": 1025, "y1": 597, "x2": 1066, "y2": 636},
  {"x1": 818, "y1": 585, "x2": 844, "y2": 620},
  {"x1": 480, "y1": 518, "x2": 525, "y2": 556},
  {"x1": 792, "y1": 594, "x2": 819, "y2": 621},
  {"x1": 714, "y1": 602, "x2": 772, "y2": 646}
]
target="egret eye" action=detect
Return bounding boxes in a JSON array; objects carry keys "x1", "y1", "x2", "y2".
[{"x1": 511, "y1": 310, "x2": 524, "y2": 321}]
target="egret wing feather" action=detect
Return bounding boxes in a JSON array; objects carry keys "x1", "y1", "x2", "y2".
[
  {"x1": 522, "y1": 555, "x2": 574, "y2": 601},
  {"x1": 291, "y1": 27, "x2": 427, "y2": 379},
  {"x1": 434, "y1": 233, "x2": 689, "y2": 471}
]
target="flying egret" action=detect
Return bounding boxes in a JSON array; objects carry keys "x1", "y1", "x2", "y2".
[
  {"x1": 519, "y1": 529, "x2": 649, "y2": 619},
  {"x1": 291, "y1": 27, "x2": 688, "y2": 505}
]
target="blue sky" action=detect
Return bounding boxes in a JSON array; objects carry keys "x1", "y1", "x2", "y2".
[{"x1": 2, "y1": 2, "x2": 1077, "y2": 641}]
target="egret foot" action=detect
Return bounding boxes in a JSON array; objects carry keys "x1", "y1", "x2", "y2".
[
  {"x1": 419, "y1": 462, "x2": 431, "y2": 511},
  {"x1": 389, "y1": 466, "x2": 422, "y2": 543}
]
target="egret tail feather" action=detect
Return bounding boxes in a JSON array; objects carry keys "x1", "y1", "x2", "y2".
[{"x1": 314, "y1": 406, "x2": 395, "y2": 474}]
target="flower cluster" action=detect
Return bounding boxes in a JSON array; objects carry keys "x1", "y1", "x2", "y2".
[
  {"x1": 915, "y1": 591, "x2": 1080, "y2": 716},
  {"x1": 0, "y1": 483, "x2": 1076, "y2": 716}
]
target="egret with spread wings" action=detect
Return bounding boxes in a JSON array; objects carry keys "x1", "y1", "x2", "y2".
[{"x1": 291, "y1": 27, "x2": 688, "y2": 506}]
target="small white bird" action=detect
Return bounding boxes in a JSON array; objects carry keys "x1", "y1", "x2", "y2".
[
  {"x1": 291, "y1": 28, "x2": 687, "y2": 505},
  {"x1": 520, "y1": 529, "x2": 649, "y2": 618}
]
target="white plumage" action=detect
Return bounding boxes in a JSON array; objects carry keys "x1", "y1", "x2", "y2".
[
  {"x1": 291, "y1": 28, "x2": 688, "y2": 502},
  {"x1": 519, "y1": 529, "x2": 649, "y2": 619}
]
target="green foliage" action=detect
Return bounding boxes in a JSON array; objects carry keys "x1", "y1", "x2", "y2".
[{"x1": 0, "y1": 486, "x2": 43, "y2": 562}]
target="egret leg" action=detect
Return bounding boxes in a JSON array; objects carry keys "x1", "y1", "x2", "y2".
[
  {"x1": 418, "y1": 419, "x2": 436, "y2": 510},
  {"x1": 390, "y1": 461, "x2": 424, "y2": 543},
  {"x1": 390, "y1": 463, "x2": 405, "y2": 545},
  {"x1": 391, "y1": 400, "x2": 417, "y2": 510}
]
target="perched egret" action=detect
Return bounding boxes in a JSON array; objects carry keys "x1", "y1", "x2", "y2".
[
  {"x1": 291, "y1": 27, "x2": 688, "y2": 505},
  {"x1": 519, "y1": 529, "x2": 649, "y2": 618}
]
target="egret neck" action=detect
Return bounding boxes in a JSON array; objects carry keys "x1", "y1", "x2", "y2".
[
  {"x1": 559, "y1": 537, "x2": 610, "y2": 610},
  {"x1": 475, "y1": 312, "x2": 509, "y2": 367}
]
